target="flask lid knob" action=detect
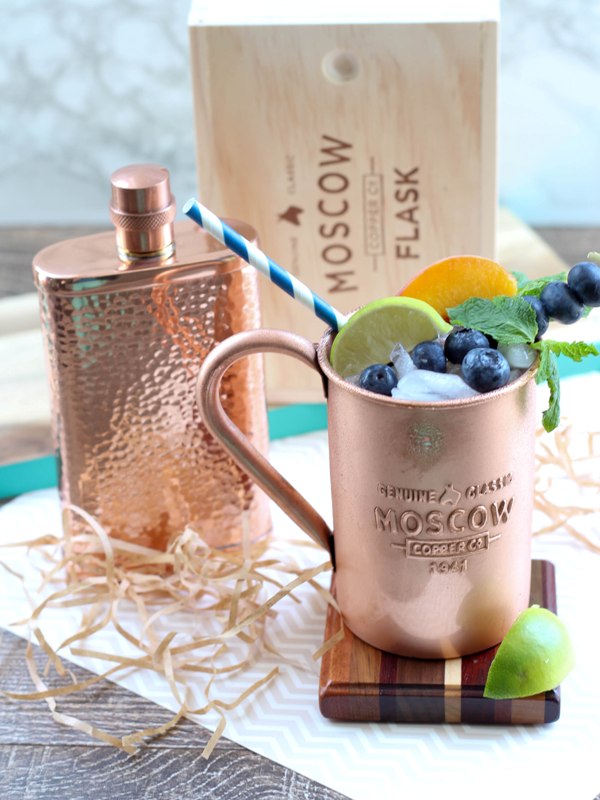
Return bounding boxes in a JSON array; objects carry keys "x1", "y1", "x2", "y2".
[{"x1": 110, "y1": 164, "x2": 176, "y2": 262}]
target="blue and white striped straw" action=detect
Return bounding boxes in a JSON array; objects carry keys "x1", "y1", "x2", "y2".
[{"x1": 183, "y1": 198, "x2": 347, "y2": 331}]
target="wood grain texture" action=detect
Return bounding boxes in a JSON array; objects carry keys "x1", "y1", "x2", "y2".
[
  {"x1": 190, "y1": 20, "x2": 497, "y2": 402},
  {"x1": 0, "y1": 744, "x2": 348, "y2": 800},
  {"x1": 0, "y1": 629, "x2": 349, "y2": 800},
  {"x1": 319, "y1": 560, "x2": 559, "y2": 725}
]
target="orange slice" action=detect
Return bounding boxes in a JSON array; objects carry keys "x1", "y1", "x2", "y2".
[{"x1": 398, "y1": 255, "x2": 518, "y2": 320}]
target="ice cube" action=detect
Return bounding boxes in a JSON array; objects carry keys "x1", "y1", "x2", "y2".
[
  {"x1": 509, "y1": 368, "x2": 522, "y2": 384},
  {"x1": 391, "y1": 370, "x2": 481, "y2": 402},
  {"x1": 498, "y1": 343, "x2": 536, "y2": 369},
  {"x1": 390, "y1": 343, "x2": 416, "y2": 379}
]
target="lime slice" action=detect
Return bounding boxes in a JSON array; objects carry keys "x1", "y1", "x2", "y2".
[
  {"x1": 330, "y1": 297, "x2": 452, "y2": 378},
  {"x1": 483, "y1": 605, "x2": 575, "y2": 699}
]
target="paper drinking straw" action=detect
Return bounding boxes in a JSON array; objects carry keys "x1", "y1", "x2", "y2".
[{"x1": 183, "y1": 198, "x2": 348, "y2": 331}]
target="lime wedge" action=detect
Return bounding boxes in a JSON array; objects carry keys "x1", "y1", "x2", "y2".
[
  {"x1": 483, "y1": 605, "x2": 575, "y2": 699},
  {"x1": 330, "y1": 297, "x2": 452, "y2": 378}
]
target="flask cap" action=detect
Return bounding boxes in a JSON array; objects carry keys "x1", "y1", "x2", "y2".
[{"x1": 110, "y1": 164, "x2": 176, "y2": 262}]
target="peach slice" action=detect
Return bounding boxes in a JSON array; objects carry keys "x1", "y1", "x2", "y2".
[{"x1": 397, "y1": 255, "x2": 518, "y2": 320}]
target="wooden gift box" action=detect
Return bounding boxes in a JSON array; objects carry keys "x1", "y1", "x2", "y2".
[{"x1": 189, "y1": 3, "x2": 499, "y2": 403}]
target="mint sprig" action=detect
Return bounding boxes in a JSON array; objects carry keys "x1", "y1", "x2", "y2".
[
  {"x1": 448, "y1": 297, "x2": 600, "y2": 432},
  {"x1": 447, "y1": 296, "x2": 538, "y2": 345},
  {"x1": 531, "y1": 339, "x2": 600, "y2": 362},
  {"x1": 532, "y1": 345, "x2": 560, "y2": 432},
  {"x1": 514, "y1": 271, "x2": 568, "y2": 298},
  {"x1": 531, "y1": 341, "x2": 599, "y2": 432}
]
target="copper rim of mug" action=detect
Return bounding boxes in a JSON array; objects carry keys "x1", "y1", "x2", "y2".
[{"x1": 316, "y1": 329, "x2": 538, "y2": 408}]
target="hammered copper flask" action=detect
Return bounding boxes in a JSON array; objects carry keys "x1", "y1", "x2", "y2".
[{"x1": 33, "y1": 165, "x2": 270, "y2": 551}]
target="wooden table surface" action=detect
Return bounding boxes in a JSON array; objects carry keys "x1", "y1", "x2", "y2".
[{"x1": 1, "y1": 224, "x2": 598, "y2": 800}]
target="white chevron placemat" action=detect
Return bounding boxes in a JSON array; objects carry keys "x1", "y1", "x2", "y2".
[{"x1": 1, "y1": 376, "x2": 599, "y2": 800}]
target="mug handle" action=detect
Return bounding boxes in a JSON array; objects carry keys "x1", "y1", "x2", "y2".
[{"x1": 196, "y1": 329, "x2": 334, "y2": 557}]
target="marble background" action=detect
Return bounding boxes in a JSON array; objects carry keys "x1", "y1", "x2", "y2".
[{"x1": 0, "y1": 0, "x2": 598, "y2": 226}]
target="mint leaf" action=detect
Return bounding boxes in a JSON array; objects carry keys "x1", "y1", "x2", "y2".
[
  {"x1": 530, "y1": 340, "x2": 599, "y2": 432},
  {"x1": 531, "y1": 339, "x2": 599, "y2": 362},
  {"x1": 517, "y1": 271, "x2": 568, "y2": 298},
  {"x1": 534, "y1": 346, "x2": 560, "y2": 432},
  {"x1": 512, "y1": 270, "x2": 530, "y2": 291},
  {"x1": 447, "y1": 296, "x2": 538, "y2": 345}
]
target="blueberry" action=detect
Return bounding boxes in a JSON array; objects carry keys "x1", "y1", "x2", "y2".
[
  {"x1": 358, "y1": 363, "x2": 398, "y2": 396},
  {"x1": 567, "y1": 261, "x2": 600, "y2": 307},
  {"x1": 410, "y1": 341, "x2": 447, "y2": 373},
  {"x1": 540, "y1": 281, "x2": 583, "y2": 324},
  {"x1": 461, "y1": 348, "x2": 510, "y2": 393},
  {"x1": 444, "y1": 327, "x2": 491, "y2": 364},
  {"x1": 521, "y1": 295, "x2": 549, "y2": 338}
]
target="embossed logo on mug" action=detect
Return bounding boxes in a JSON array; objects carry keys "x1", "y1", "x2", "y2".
[
  {"x1": 372, "y1": 475, "x2": 515, "y2": 572},
  {"x1": 404, "y1": 533, "x2": 489, "y2": 558}
]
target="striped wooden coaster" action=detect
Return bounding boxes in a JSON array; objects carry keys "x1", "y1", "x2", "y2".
[{"x1": 319, "y1": 559, "x2": 560, "y2": 725}]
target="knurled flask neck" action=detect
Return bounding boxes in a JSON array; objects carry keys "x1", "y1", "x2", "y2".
[{"x1": 110, "y1": 164, "x2": 176, "y2": 263}]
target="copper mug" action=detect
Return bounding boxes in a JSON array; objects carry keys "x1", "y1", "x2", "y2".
[{"x1": 197, "y1": 327, "x2": 537, "y2": 659}]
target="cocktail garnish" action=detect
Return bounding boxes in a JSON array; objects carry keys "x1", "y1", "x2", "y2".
[
  {"x1": 448, "y1": 295, "x2": 538, "y2": 344},
  {"x1": 449, "y1": 295, "x2": 599, "y2": 431}
]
